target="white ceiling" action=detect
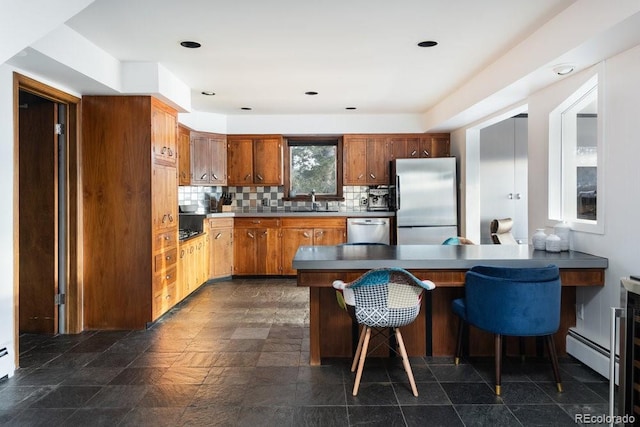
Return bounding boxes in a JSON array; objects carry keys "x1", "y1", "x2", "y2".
[{"x1": 62, "y1": 0, "x2": 575, "y2": 116}]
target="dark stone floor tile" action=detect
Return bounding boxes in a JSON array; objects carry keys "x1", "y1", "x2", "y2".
[
  {"x1": 84, "y1": 385, "x2": 147, "y2": 408},
  {"x1": 128, "y1": 352, "x2": 181, "y2": 368},
  {"x1": 560, "y1": 362, "x2": 607, "y2": 383},
  {"x1": 295, "y1": 382, "x2": 346, "y2": 406},
  {"x1": 0, "y1": 408, "x2": 21, "y2": 424},
  {"x1": 293, "y1": 406, "x2": 348, "y2": 427},
  {"x1": 256, "y1": 351, "x2": 301, "y2": 367},
  {"x1": 583, "y1": 380, "x2": 610, "y2": 401},
  {"x1": 510, "y1": 403, "x2": 577, "y2": 426},
  {"x1": 190, "y1": 383, "x2": 246, "y2": 407},
  {"x1": 171, "y1": 351, "x2": 219, "y2": 367},
  {"x1": 499, "y1": 381, "x2": 554, "y2": 404},
  {"x1": 560, "y1": 403, "x2": 609, "y2": 425},
  {"x1": 178, "y1": 406, "x2": 241, "y2": 426},
  {"x1": 203, "y1": 367, "x2": 255, "y2": 386},
  {"x1": 440, "y1": 382, "x2": 502, "y2": 405},
  {"x1": 403, "y1": 405, "x2": 464, "y2": 427},
  {"x1": 60, "y1": 367, "x2": 123, "y2": 386},
  {"x1": 538, "y1": 380, "x2": 607, "y2": 404},
  {"x1": 158, "y1": 366, "x2": 209, "y2": 385},
  {"x1": 388, "y1": 364, "x2": 436, "y2": 383},
  {"x1": 348, "y1": 404, "x2": 405, "y2": 426},
  {"x1": 429, "y1": 363, "x2": 483, "y2": 382},
  {"x1": 14, "y1": 369, "x2": 72, "y2": 386},
  {"x1": 241, "y1": 383, "x2": 297, "y2": 406},
  {"x1": 44, "y1": 352, "x2": 101, "y2": 368},
  {"x1": 249, "y1": 366, "x2": 299, "y2": 385},
  {"x1": 137, "y1": 384, "x2": 199, "y2": 407},
  {"x1": 118, "y1": 407, "x2": 185, "y2": 427},
  {"x1": 346, "y1": 382, "x2": 397, "y2": 406},
  {"x1": 297, "y1": 365, "x2": 344, "y2": 384},
  {"x1": 213, "y1": 352, "x2": 260, "y2": 367},
  {"x1": 4, "y1": 408, "x2": 75, "y2": 427},
  {"x1": 17, "y1": 353, "x2": 62, "y2": 369},
  {"x1": 236, "y1": 406, "x2": 295, "y2": 427},
  {"x1": 108, "y1": 367, "x2": 168, "y2": 385},
  {"x1": 472, "y1": 360, "x2": 533, "y2": 383},
  {"x1": 105, "y1": 337, "x2": 152, "y2": 354},
  {"x1": 455, "y1": 404, "x2": 519, "y2": 427},
  {"x1": 84, "y1": 351, "x2": 139, "y2": 368},
  {"x1": 29, "y1": 385, "x2": 102, "y2": 408},
  {"x1": 146, "y1": 338, "x2": 192, "y2": 353},
  {"x1": 395, "y1": 381, "x2": 450, "y2": 405},
  {"x1": 62, "y1": 407, "x2": 130, "y2": 426},
  {"x1": 0, "y1": 386, "x2": 53, "y2": 410},
  {"x1": 66, "y1": 336, "x2": 122, "y2": 353}
]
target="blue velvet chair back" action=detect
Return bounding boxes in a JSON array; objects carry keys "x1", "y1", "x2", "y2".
[{"x1": 464, "y1": 265, "x2": 561, "y2": 336}]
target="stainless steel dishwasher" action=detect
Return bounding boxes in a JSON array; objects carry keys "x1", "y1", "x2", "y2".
[{"x1": 347, "y1": 218, "x2": 390, "y2": 244}]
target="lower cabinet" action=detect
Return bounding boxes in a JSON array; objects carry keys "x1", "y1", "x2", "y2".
[
  {"x1": 177, "y1": 234, "x2": 207, "y2": 301},
  {"x1": 281, "y1": 218, "x2": 346, "y2": 275},
  {"x1": 207, "y1": 217, "x2": 234, "y2": 279},
  {"x1": 234, "y1": 218, "x2": 282, "y2": 275}
]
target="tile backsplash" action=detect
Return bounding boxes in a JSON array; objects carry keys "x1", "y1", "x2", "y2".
[{"x1": 178, "y1": 186, "x2": 370, "y2": 212}]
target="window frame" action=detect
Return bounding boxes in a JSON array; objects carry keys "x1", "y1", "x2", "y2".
[
  {"x1": 548, "y1": 71, "x2": 605, "y2": 234},
  {"x1": 283, "y1": 136, "x2": 344, "y2": 201}
]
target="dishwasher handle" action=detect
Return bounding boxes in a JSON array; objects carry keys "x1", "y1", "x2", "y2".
[{"x1": 348, "y1": 220, "x2": 387, "y2": 226}]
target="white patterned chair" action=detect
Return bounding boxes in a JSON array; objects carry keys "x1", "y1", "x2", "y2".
[{"x1": 333, "y1": 268, "x2": 435, "y2": 396}]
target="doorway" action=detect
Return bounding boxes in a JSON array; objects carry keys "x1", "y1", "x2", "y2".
[{"x1": 13, "y1": 74, "x2": 82, "y2": 363}]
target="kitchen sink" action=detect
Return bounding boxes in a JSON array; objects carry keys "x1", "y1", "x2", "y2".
[{"x1": 290, "y1": 206, "x2": 339, "y2": 213}]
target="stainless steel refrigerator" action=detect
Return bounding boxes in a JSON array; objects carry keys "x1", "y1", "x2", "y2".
[{"x1": 391, "y1": 157, "x2": 458, "y2": 244}]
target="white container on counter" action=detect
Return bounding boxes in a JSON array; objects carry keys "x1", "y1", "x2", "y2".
[
  {"x1": 553, "y1": 222, "x2": 571, "y2": 251},
  {"x1": 545, "y1": 234, "x2": 561, "y2": 252},
  {"x1": 532, "y1": 229, "x2": 547, "y2": 250}
]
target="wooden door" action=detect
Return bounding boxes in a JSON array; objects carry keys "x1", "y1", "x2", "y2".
[
  {"x1": 256, "y1": 227, "x2": 281, "y2": 274},
  {"x1": 209, "y1": 135, "x2": 227, "y2": 186},
  {"x1": 366, "y1": 136, "x2": 389, "y2": 184},
  {"x1": 191, "y1": 133, "x2": 211, "y2": 185},
  {"x1": 425, "y1": 133, "x2": 450, "y2": 158},
  {"x1": 281, "y1": 228, "x2": 313, "y2": 275},
  {"x1": 151, "y1": 101, "x2": 177, "y2": 166},
  {"x1": 227, "y1": 137, "x2": 254, "y2": 185},
  {"x1": 314, "y1": 227, "x2": 346, "y2": 246},
  {"x1": 178, "y1": 242, "x2": 190, "y2": 299},
  {"x1": 18, "y1": 93, "x2": 58, "y2": 334},
  {"x1": 178, "y1": 125, "x2": 191, "y2": 185},
  {"x1": 343, "y1": 136, "x2": 367, "y2": 185},
  {"x1": 253, "y1": 137, "x2": 283, "y2": 185},
  {"x1": 152, "y1": 166, "x2": 178, "y2": 231},
  {"x1": 210, "y1": 227, "x2": 233, "y2": 278}
]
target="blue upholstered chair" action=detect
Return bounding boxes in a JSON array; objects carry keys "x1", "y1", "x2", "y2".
[
  {"x1": 333, "y1": 268, "x2": 435, "y2": 396},
  {"x1": 451, "y1": 265, "x2": 562, "y2": 396}
]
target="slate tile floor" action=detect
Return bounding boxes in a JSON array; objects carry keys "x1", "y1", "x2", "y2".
[{"x1": 1, "y1": 278, "x2": 611, "y2": 426}]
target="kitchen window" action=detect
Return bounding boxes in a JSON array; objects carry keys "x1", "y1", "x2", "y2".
[
  {"x1": 549, "y1": 72, "x2": 604, "y2": 233},
  {"x1": 284, "y1": 137, "x2": 344, "y2": 200}
]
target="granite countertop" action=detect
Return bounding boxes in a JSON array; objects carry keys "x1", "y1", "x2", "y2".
[
  {"x1": 204, "y1": 209, "x2": 395, "y2": 218},
  {"x1": 292, "y1": 244, "x2": 608, "y2": 270}
]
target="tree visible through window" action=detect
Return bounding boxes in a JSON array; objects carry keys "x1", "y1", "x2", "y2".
[{"x1": 286, "y1": 137, "x2": 343, "y2": 199}]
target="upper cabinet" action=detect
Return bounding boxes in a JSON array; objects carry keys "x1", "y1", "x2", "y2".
[
  {"x1": 178, "y1": 125, "x2": 191, "y2": 185},
  {"x1": 421, "y1": 133, "x2": 450, "y2": 158},
  {"x1": 388, "y1": 133, "x2": 450, "y2": 159},
  {"x1": 227, "y1": 135, "x2": 283, "y2": 186},
  {"x1": 151, "y1": 99, "x2": 178, "y2": 166},
  {"x1": 191, "y1": 131, "x2": 227, "y2": 186},
  {"x1": 343, "y1": 135, "x2": 389, "y2": 185}
]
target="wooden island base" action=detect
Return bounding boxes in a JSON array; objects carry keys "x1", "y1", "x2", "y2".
[{"x1": 299, "y1": 268, "x2": 604, "y2": 366}]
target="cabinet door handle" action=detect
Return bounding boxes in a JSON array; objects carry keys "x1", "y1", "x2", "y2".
[
  {"x1": 508, "y1": 193, "x2": 513, "y2": 200},
  {"x1": 162, "y1": 214, "x2": 168, "y2": 223},
  {"x1": 247, "y1": 232, "x2": 255, "y2": 239},
  {"x1": 244, "y1": 174, "x2": 252, "y2": 180},
  {"x1": 251, "y1": 220, "x2": 261, "y2": 224},
  {"x1": 166, "y1": 255, "x2": 172, "y2": 261},
  {"x1": 411, "y1": 150, "x2": 417, "y2": 156},
  {"x1": 303, "y1": 232, "x2": 310, "y2": 238},
  {"x1": 164, "y1": 235, "x2": 170, "y2": 241},
  {"x1": 261, "y1": 231, "x2": 268, "y2": 236},
  {"x1": 423, "y1": 149, "x2": 430, "y2": 157},
  {"x1": 212, "y1": 173, "x2": 218, "y2": 180},
  {"x1": 166, "y1": 274, "x2": 171, "y2": 280},
  {"x1": 180, "y1": 249, "x2": 185, "y2": 257},
  {"x1": 369, "y1": 173, "x2": 376, "y2": 179},
  {"x1": 256, "y1": 174, "x2": 264, "y2": 181},
  {"x1": 358, "y1": 173, "x2": 364, "y2": 179},
  {"x1": 161, "y1": 146, "x2": 167, "y2": 154},
  {"x1": 190, "y1": 247, "x2": 194, "y2": 254},
  {"x1": 168, "y1": 148, "x2": 174, "y2": 157},
  {"x1": 516, "y1": 193, "x2": 522, "y2": 200},
  {"x1": 215, "y1": 232, "x2": 222, "y2": 239},
  {"x1": 315, "y1": 231, "x2": 324, "y2": 238},
  {"x1": 200, "y1": 173, "x2": 208, "y2": 180},
  {"x1": 168, "y1": 214, "x2": 174, "y2": 223}
]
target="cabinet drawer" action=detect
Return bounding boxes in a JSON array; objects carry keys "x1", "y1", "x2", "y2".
[
  {"x1": 281, "y1": 217, "x2": 346, "y2": 228},
  {"x1": 154, "y1": 248, "x2": 177, "y2": 273},
  {"x1": 153, "y1": 264, "x2": 177, "y2": 295},
  {"x1": 154, "y1": 230, "x2": 177, "y2": 251},
  {"x1": 234, "y1": 217, "x2": 280, "y2": 228},
  {"x1": 153, "y1": 282, "x2": 177, "y2": 320},
  {"x1": 208, "y1": 217, "x2": 233, "y2": 229}
]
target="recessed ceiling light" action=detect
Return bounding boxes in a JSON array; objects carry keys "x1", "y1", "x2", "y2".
[
  {"x1": 201, "y1": 91, "x2": 215, "y2": 96},
  {"x1": 241, "y1": 107, "x2": 252, "y2": 111},
  {"x1": 305, "y1": 91, "x2": 318, "y2": 95},
  {"x1": 345, "y1": 107, "x2": 357, "y2": 110},
  {"x1": 553, "y1": 64, "x2": 575, "y2": 76},
  {"x1": 417, "y1": 40, "x2": 438, "y2": 48},
  {"x1": 180, "y1": 40, "x2": 201, "y2": 49}
]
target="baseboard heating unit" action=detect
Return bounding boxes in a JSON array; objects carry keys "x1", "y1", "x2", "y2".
[
  {"x1": 566, "y1": 329, "x2": 618, "y2": 384},
  {"x1": 0, "y1": 346, "x2": 13, "y2": 380}
]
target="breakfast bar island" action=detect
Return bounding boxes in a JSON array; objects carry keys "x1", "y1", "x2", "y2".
[{"x1": 292, "y1": 244, "x2": 608, "y2": 365}]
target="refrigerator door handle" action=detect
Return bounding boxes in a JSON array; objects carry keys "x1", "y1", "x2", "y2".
[{"x1": 395, "y1": 175, "x2": 401, "y2": 210}]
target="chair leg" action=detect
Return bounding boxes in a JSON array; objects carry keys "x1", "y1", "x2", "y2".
[
  {"x1": 519, "y1": 337, "x2": 526, "y2": 362},
  {"x1": 353, "y1": 326, "x2": 371, "y2": 396},
  {"x1": 494, "y1": 334, "x2": 503, "y2": 396},
  {"x1": 545, "y1": 335, "x2": 563, "y2": 392},
  {"x1": 395, "y1": 328, "x2": 418, "y2": 397},
  {"x1": 454, "y1": 317, "x2": 465, "y2": 365},
  {"x1": 351, "y1": 324, "x2": 366, "y2": 372}
]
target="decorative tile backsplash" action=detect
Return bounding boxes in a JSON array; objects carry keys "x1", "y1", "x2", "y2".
[{"x1": 178, "y1": 185, "x2": 370, "y2": 213}]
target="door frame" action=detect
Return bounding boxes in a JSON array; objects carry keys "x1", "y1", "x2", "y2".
[{"x1": 13, "y1": 73, "x2": 82, "y2": 365}]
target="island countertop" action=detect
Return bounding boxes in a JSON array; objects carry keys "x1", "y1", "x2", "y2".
[{"x1": 292, "y1": 243, "x2": 608, "y2": 271}]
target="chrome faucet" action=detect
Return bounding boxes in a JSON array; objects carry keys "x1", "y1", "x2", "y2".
[{"x1": 311, "y1": 189, "x2": 318, "y2": 210}]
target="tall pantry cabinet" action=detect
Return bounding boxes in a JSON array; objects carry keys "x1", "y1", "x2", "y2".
[{"x1": 82, "y1": 96, "x2": 179, "y2": 329}]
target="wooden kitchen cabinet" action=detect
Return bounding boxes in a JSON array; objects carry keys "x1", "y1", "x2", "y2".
[
  {"x1": 178, "y1": 233, "x2": 208, "y2": 301},
  {"x1": 178, "y1": 125, "x2": 191, "y2": 185},
  {"x1": 82, "y1": 95, "x2": 179, "y2": 329},
  {"x1": 388, "y1": 133, "x2": 451, "y2": 159},
  {"x1": 281, "y1": 217, "x2": 346, "y2": 275},
  {"x1": 207, "y1": 217, "x2": 233, "y2": 279},
  {"x1": 233, "y1": 218, "x2": 282, "y2": 275},
  {"x1": 343, "y1": 135, "x2": 389, "y2": 185},
  {"x1": 424, "y1": 133, "x2": 451, "y2": 158},
  {"x1": 227, "y1": 135, "x2": 283, "y2": 185},
  {"x1": 191, "y1": 131, "x2": 227, "y2": 186}
]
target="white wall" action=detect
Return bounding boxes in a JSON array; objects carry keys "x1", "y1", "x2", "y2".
[{"x1": 530, "y1": 44, "x2": 640, "y2": 353}]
